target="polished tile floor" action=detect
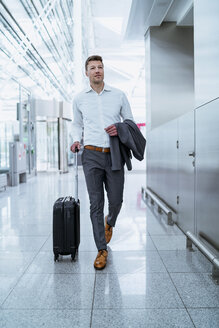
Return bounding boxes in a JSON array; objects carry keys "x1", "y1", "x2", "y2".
[{"x1": 0, "y1": 169, "x2": 218, "y2": 327}]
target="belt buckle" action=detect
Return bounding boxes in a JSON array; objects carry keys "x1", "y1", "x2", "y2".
[{"x1": 102, "y1": 147, "x2": 105, "y2": 153}]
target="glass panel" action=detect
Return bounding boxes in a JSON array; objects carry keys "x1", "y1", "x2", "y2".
[
  {"x1": 0, "y1": 79, "x2": 19, "y2": 170},
  {"x1": 36, "y1": 120, "x2": 58, "y2": 171},
  {"x1": 47, "y1": 121, "x2": 58, "y2": 170},
  {"x1": 66, "y1": 120, "x2": 74, "y2": 165},
  {"x1": 21, "y1": 89, "x2": 30, "y2": 148},
  {"x1": 20, "y1": 87, "x2": 32, "y2": 173},
  {"x1": 36, "y1": 121, "x2": 47, "y2": 171}
]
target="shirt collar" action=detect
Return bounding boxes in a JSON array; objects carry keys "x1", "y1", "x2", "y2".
[
  {"x1": 85, "y1": 83, "x2": 112, "y2": 93},
  {"x1": 103, "y1": 84, "x2": 111, "y2": 91}
]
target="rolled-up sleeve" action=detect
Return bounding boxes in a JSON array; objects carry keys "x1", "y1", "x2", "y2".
[
  {"x1": 120, "y1": 92, "x2": 134, "y2": 121},
  {"x1": 72, "y1": 98, "x2": 83, "y2": 142}
]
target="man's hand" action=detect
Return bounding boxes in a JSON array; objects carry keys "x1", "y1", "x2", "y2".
[
  {"x1": 70, "y1": 141, "x2": 81, "y2": 153},
  {"x1": 105, "y1": 124, "x2": 118, "y2": 136}
]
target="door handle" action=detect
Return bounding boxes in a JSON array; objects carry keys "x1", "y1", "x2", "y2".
[{"x1": 188, "y1": 151, "x2": 195, "y2": 157}]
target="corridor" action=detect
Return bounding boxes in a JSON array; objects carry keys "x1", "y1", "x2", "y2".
[{"x1": 0, "y1": 169, "x2": 218, "y2": 327}]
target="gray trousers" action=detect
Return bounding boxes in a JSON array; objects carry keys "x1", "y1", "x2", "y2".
[{"x1": 82, "y1": 148, "x2": 124, "y2": 251}]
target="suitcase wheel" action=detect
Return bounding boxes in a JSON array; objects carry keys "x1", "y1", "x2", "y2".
[
  {"x1": 71, "y1": 249, "x2": 77, "y2": 261},
  {"x1": 54, "y1": 254, "x2": 59, "y2": 262}
]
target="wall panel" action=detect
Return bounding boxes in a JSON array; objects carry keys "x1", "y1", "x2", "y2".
[
  {"x1": 194, "y1": 0, "x2": 219, "y2": 107},
  {"x1": 147, "y1": 119, "x2": 178, "y2": 211},
  {"x1": 196, "y1": 99, "x2": 219, "y2": 255}
]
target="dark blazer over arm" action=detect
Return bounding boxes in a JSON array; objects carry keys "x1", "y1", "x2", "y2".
[{"x1": 110, "y1": 119, "x2": 146, "y2": 171}]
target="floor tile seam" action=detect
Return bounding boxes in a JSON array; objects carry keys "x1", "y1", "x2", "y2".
[
  {"x1": 157, "y1": 249, "x2": 213, "y2": 273},
  {"x1": 36, "y1": 250, "x2": 102, "y2": 253},
  {"x1": 149, "y1": 234, "x2": 186, "y2": 238},
  {"x1": 144, "y1": 232, "x2": 164, "y2": 259},
  {"x1": 19, "y1": 271, "x2": 170, "y2": 275},
  {"x1": 147, "y1": 233, "x2": 184, "y2": 236},
  {"x1": 93, "y1": 272, "x2": 172, "y2": 276},
  {"x1": 157, "y1": 270, "x2": 212, "y2": 274},
  {"x1": 69, "y1": 250, "x2": 162, "y2": 253},
  {"x1": 87, "y1": 249, "x2": 158, "y2": 252},
  {"x1": 30, "y1": 250, "x2": 103, "y2": 253},
  {"x1": 86, "y1": 306, "x2": 188, "y2": 310},
  {"x1": 150, "y1": 231, "x2": 194, "y2": 315},
  {"x1": 0, "y1": 231, "x2": 53, "y2": 234},
  {"x1": 112, "y1": 249, "x2": 160, "y2": 252},
  {"x1": 0, "y1": 223, "x2": 52, "y2": 226},
  {"x1": 19, "y1": 273, "x2": 97, "y2": 275},
  {"x1": 0, "y1": 250, "x2": 47, "y2": 254},
  {"x1": 1, "y1": 307, "x2": 94, "y2": 310},
  {"x1": 0, "y1": 234, "x2": 51, "y2": 308},
  {"x1": 158, "y1": 249, "x2": 200, "y2": 252},
  {"x1": 10, "y1": 218, "x2": 52, "y2": 220},
  {"x1": 77, "y1": 250, "x2": 161, "y2": 253},
  {"x1": 184, "y1": 309, "x2": 197, "y2": 327},
  {"x1": 169, "y1": 272, "x2": 214, "y2": 277},
  {"x1": 0, "y1": 307, "x2": 203, "y2": 311},
  {"x1": 0, "y1": 306, "x2": 188, "y2": 310},
  {"x1": 158, "y1": 258, "x2": 197, "y2": 328},
  {"x1": 0, "y1": 308, "x2": 94, "y2": 311},
  {"x1": 146, "y1": 210, "x2": 184, "y2": 236},
  {"x1": 0, "y1": 235, "x2": 52, "y2": 237},
  {"x1": 4, "y1": 271, "x2": 179, "y2": 276},
  {"x1": 186, "y1": 306, "x2": 219, "y2": 309},
  {"x1": 89, "y1": 272, "x2": 96, "y2": 328}
]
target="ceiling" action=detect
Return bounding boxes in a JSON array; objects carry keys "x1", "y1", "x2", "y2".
[
  {"x1": 88, "y1": 0, "x2": 146, "y2": 121},
  {"x1": 0, "y1": 0, "x2": 194, "y2": 122},
  {"x1": 86, "y1": 0, "x2": 193, "y2": 121},
  {"x1": 125, "y1": 0, "x2": 193, "y2": 39},
  {"x1": 0, "y1": 0, "x2": 75, "y2": 102}
]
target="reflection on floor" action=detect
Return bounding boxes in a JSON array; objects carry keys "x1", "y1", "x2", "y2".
[{"x1": 0, "y1": 169, "x2": 218, "y2": 327}]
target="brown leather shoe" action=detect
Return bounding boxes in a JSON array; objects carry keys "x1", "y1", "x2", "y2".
[
  {"x1": 94, "y1": 250, "x2": 108, "y2": 270},
  {"x1": 105, "y1": 215, "x2": 113, "y2": 244}
]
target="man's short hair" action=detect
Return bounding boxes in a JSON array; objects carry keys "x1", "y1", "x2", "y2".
[{"x1": 85, "y1": 55, "x2": 103, "y2": 71}]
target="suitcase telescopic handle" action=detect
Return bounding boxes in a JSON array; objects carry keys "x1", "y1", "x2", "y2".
[{"x1": 74, "y1": 147, "x2": 79, "y2": 202}]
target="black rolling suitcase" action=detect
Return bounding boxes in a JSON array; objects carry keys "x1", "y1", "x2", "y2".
[{"x1": 53, "y1": 149, "x2": 80, "y2": 262}]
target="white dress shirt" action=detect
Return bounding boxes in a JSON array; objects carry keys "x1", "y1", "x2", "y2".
[{"x1": 72, "y1": 83, "x2": 134, "y2": 147}]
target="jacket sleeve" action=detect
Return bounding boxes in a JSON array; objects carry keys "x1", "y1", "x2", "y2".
[
  {"x1": 72, "y1": 98, "x2": 83, "y2": 142},
  {"x1": 120, "y1": 92, "x2": 134, "y2": 122}
]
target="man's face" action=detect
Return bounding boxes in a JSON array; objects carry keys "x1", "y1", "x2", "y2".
[{"x1": 86, "y1": 60, "x2": 104, "y2": 84}]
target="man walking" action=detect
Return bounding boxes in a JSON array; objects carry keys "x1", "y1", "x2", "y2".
[{"x1": 70, "y1": 55, "x2": 134, "y2": 270}]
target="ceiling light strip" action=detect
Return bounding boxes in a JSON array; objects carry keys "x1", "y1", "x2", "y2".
[{"x1": 1, "y1": 0, "x2": 70, "y2": 99}]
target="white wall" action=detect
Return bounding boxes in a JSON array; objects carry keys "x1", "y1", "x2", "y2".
[
  {"x1": 32, "y1": 99, "x2": 59, "y2": 118},
  {"x1": 145, "y1": 22, "x2": 194, "y2": 131},
  {"x1": 194, "y1": 0, "x2": 219, "y2": 107}
]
